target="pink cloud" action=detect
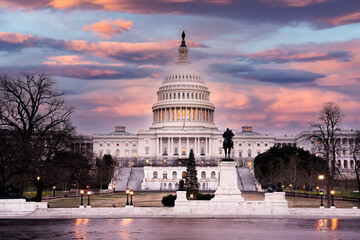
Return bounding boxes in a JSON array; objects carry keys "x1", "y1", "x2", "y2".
[
  {"x1": 321, "y1": 11, "x2": 360, "y2": 26},
  {"x1": 260, "y1": 0, "x2": 331, "y2": 7},
  {"x1": 83, "y1": 19, "x2": 133, "y2": 39},
  {"x1": 43, "y1": 55, "x2": 124, "y2": 66}
]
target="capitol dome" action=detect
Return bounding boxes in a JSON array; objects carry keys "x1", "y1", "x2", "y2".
[{"x1": 151, "y1": 32, "x2": 216, "y2": 130}]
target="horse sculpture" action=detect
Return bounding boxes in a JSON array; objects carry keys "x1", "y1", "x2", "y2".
[{"x1": 222, "y1": 128, "x2": 234, "y2": 160}]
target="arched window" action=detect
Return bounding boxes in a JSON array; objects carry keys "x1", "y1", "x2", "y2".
[
  {"x1": 344, "y1": 160, "x2": 348, "y2": 169},
  {"x1": 125, "y1": 150, "x2": 129, "y2": 158},
  {"x1": 182, "y1": 171, "x2": 187, "y2": 179},
  {"x1": 163, "y1": 171, "x2": 167, "y2": 179},
  {"x1": 239, "y1": 151, "x2": 242, "y2": 157},
  {"x1": 174, "y1": 147, "x2": 178, "y2": 155},
  {"x1": 172, "y1": 171, "x2": 177, "y2": 179},
  {"x1": 183, "y1": 92, "x2": 185, "y2": 99},
  {"x1": 187, "y1": 93, "x2": 189, "y2": 99},
  {"x1": 178, "y1": 92, "x2": 180, "y2": 99},
  {"x1": 153, "y1": 171, "x2": 158, "y2": 179},
  {"x1": 201, "y1": 171, "x2": 206, "y2": 179},
  {"x1": 182, "y1": 147, "x2": 186, "y2": 155},
  {"x1": 248, "y1": 149, "x2": 251, "y2": 157},
  {"x1": 350, "y1": 160, "x2": 354, "y2": 169},
  {"x1": 211, "y1": 171, "x2": 216, "y2": 179},
  {"x1": 145, "y1": 147, "x2": 149, "y2": 155},
  {"x1": 116, "y1": 149, "x2": 120, "y2": 157},
  {"x1": 337, "y1": 160, "x2": 341, "y2": 168}
]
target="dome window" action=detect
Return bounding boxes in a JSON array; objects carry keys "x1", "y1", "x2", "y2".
[
  {"x1": 196, "y1": 93, "x2": 198, "y2": 99},
  {"x1": 178, "y1": 92, "x2": 180, "y2": 99},
  {"x1": 183, "y1": 93, "x2": 185, "y2": 99},
  {"x1": 187, "y1": 93, "x2": 189, "y2": 99},
  {"x1": 191, "y1": 93, "x2": 194, "y2": 99}
]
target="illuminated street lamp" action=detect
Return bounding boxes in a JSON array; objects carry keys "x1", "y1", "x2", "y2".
[
  {"x1": 318, "y1": 174, "x2": 324, "y2": 181},
  {"x1": 87, "y1": 191, "x2": 91, "y2": 208},
  {"x1": 126, "y1": 188, "x2": 130, "y2": 206},
  {"x1": 79, "y1": 189, "x2": 85, "y2": 208},
  {"x1": 320, "y1": 190, "x2": 324, "y2": 208},
  {"x1": 36, "y1": 176, "x2": 40, "y2": 181},
  {"x1": 112, "y1": 182, "x2": 116, "y2": 193},
  {"x1": 316, "y1": 186, "x2": 319, "y2": 196},
  {"x1": 130, "y1": 190, "x2": 134, "y2": 206},
  {"x1": 331, "y1": 190, "x2": 335, "y2": 207},
  {"x1": 52, "y1": 186, "x2": 56, "y2": 197},
  {"x1": 289, "y1": 184, "x2": 292, "y2": 193}
]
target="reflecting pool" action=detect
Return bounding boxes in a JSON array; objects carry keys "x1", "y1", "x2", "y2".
[{"x1": 1, "y1": 218, "x2": 359, "y2": 240}]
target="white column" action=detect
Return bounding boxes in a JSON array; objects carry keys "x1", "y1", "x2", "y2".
[
  {"x1": 160, "y1": 137, "x2": 162, "y2": 155},
  {"x1": 186, "y1": 137, "x2": 189, "y2": 155},
  {"x1": 205, "y1": 137, "x2": 208, "y2": 155},
  {"x1": 167, "y1": 137, "x2": 170, "y2": 155}
]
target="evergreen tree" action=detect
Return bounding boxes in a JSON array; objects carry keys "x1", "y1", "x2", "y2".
[{"x1": 185, "y1": 149, "x2": 198, "y2": 198}]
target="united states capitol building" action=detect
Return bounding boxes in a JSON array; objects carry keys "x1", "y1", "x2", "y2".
[{"x1": 73, "y1": 34, "x2": 358, "y2": 191}]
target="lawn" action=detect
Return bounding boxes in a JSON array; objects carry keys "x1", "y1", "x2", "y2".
[{"x1": 45, "y1": 192, "x2": 360, "y2": 208}]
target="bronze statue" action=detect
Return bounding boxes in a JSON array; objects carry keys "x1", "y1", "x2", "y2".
[
  {"x1": 223, "y1": 128, "x2": 234, "y2": 160},
  {"x1": 182, "y1": 31, "x2": 186, "y2": 41}
]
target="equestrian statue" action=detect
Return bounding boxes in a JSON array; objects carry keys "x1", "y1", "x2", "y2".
[{"x1": 222, "y1": 128, "x2": 234, "y2": 160}]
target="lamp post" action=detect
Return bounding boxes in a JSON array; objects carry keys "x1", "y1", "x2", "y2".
[
  {"x1": 320, "y1": 190, "x2": 324, "y2": 208},
  {"x1": 112, "y1": 182, "x2": 116, "y2": 193},
  {"x1": 52, "y1": 186, "x2": 56, "y2": 197},
  {"x1": 316, "y1": 186, "x2": 319, "y2": 196},
  {"x1": 79, "y1": 189, "x2": 84, "y2": 208},
  {"x1": 126, "y1": 188, "x2": 130, "y2": 206},
  {"x1": 87, "y1": 191, "x2": 91, "y2": 208},
  {"x1": 130, "y1": 190, "x2": 134, "y2": 206},
  {"x1": 289, "y1": 184, "x2": 292, "y2": 193},
  {"x1": 331, "y1": 190, "x2": 335, "y2": 208}
]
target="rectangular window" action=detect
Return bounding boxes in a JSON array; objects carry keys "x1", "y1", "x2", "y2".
[
  {"x1": 177, "y1": 109, "x2": 180, "y2": 120},
  {"x1": 173, "y1": 109, "x2": 175, "y2": 120},
  {"x1": 187, "y1": 109, "x2": 190, "y2": 119},
  {"x1": 192, "y1": 109, "x2": 194, "y2": 120},
  {"x1": 182, "y1": 109, "x2": 185, "y2": 119}
]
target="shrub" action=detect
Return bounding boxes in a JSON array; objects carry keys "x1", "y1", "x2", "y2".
[
  {"x1": 161, "y1": 194, "x2": 176, "y2": 207},
  {"x1": 196, "y1": 193, "x2": 215, "y2": 200}
]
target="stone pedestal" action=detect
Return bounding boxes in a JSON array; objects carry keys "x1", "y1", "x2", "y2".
[
  {"x1": 211, "y1": 161, "x2": 244, "y2": 203},
  {"x1": 174, "y1": 191, "x2": 190, "y2": 214},
  {"x1": 264, "y1": 192, "x2": 289, "y2": 214}
]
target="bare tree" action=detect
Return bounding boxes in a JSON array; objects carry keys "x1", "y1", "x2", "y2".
[
  {"x1": 351, "y1": 131, "x2": 360, "y2": 206},
  {"x1": 0, "y1": 73, "x2": 75, "y2": 201},
  {"x1": 311, "y1": 102, "x2": 344, "y2": 207}
]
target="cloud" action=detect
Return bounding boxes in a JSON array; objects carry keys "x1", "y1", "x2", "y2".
[
  {"x1": 0, "y1": 32, "x2": 207, "y2": 64},
  {"x1": 1, "y1": 0, "x2": 360, "y2": 28},
  {"x1": 208, "y1": 63, "x2": 254, "y2": 73},
  {"x1": 43, "y1": 55, "x2": 125, "y2": 66},
  {"x1": 83, "y1": 19, "x2": 133, "y2": 39},
  {"x1": 208, "y1": 63, "x2": 325, "y2": 84},
  {"x1": 239, "y1": 48, "x2": 352, "y2": 64},
  {"x1": 237, "y1": 68, "x2": 325, "y2": 84},
  {"x1": 0, "y1": 63, "x2": 158, "y2": 80}
]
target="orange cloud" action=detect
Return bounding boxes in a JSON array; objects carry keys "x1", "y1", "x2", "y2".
[{"x1": 83, "y1": 19, "x2": 133, "y2": 39}]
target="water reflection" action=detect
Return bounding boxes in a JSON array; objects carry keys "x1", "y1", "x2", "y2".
[
  {"x1": 1, "y1": 218, "x2": 359, "y2": 240},
  {"x1": 74, "y1": 218, "x2": 90, "y2": 239},
  {"x1": 316, "y1": 218, "x2": 338, "y2": 231}
]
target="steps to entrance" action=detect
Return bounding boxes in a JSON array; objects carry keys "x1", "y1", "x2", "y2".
[
  {"x1": 115, "y1": 167, "x2": 131, "y2": 191},
  {"x1": 237, "y1": 167, "x2": 256, "y2": 191},
  {"x1": 127, "y1": 167, "x2": 145, "y2": 191}
]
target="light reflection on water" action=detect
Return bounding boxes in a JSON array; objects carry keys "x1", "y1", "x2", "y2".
[
  {"x1": 0, "y1": 218, "x2": 359, "y2": 240},
  {"x1": 316, "y1": 218, "x2": 338, "y2": 232}
]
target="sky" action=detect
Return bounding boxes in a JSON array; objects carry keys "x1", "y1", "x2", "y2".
[{"x1": 1, "y1": 0, "x2": 360, "y2": 136}]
